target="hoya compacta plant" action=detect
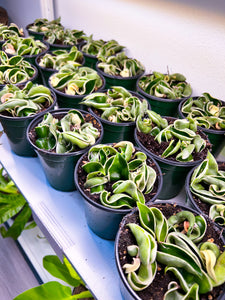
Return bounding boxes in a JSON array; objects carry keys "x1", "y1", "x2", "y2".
[
  {"x1": 44, "y1": 27, "x2": 85, "y2": 46},
  {"x1": 117, "y1": 202, "x2": 225, "y2": 299},
  {"x1": 0, "y1": 51, "x2": 36, "y2": 85},
  {"x1": 81, "y1": 34, "x2": 125, "y2": 60},
  {"x1": 81, "y1": 86, "x2": 148, "y2": 123},
  {"x1": 0, "y1": 81, "x2": 54, "y2": 117},
  {"x1": 136, "y1": 110, "x2": 210, "y2": 162},
  {"x1": 79, "y1": 141, "x2": 157, "y2": 209},
  {"x1": 0, "y1": 22, "x2": 24, "y2": 41},
  {"x1": 138, "y1": 71, "x2": 192, "y2": 99},
  {"x1": 181, "y1": 93, "x2": 225, "y2": 130},
  {"x1": 49, "y1": 65, "x2": 103, "y2": 96},
  {"x1": 3, "y1": 36, "x2": 47, "y2": 56},
  {"x1": 189, "y1": 151, "x2": 225, "y2": 227},
  {"x1": 31, "y1": 109, "x2": 100, "y2": 153},
  {"x1": 27, "y1": 17, "x2": 63, "y2": 34},
  {"x1": 97, "y1": 52, "x2": 145, "y2": 78},
  {"x1": 38, "y1": 46, "x2": 84, "y2": 70}
]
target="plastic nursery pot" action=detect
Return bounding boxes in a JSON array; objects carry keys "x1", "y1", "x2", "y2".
[
  {"x1": 136, "y1": 77, "x2": 191, "y2": 118},
  {"x1": 185, "y1": 161, "x2": 225, "y2": 230},
  {"x1": 115, "y1": 201, "x2": 225, "y2": 300},
  {"x1": 74, "y1": 146, "x2": 163, "y2": 240},
  {"x1": 35, "y1": 51, "x2": 85, "y2": 87},
  {"x1": 96, "y1": 63, "x2": 144, "y2": 91},
  {"x1": 88, "y1": 91, "x2": 150, "y2": 144},
  {"x1": 0, "y1": 89, "x2": 57, "y2": 156},
  {"x1": 48, "y1": 73, "x2": 105, "y2": 110},
  {"x1": 134, "y1": 122, "x2": 211, "y2": 200},
  {"x1": 26, "y1": 23, "x2": 45, "y2": 41},
  {"x1": 27, "y1": 108, "x2": 103, "y2": 191},
  {"x1": 44, "y1": 38, "x2": 85, "y2": 52},
  {"x1": 178, "y1": 98, "x2": 225, "y2": 157}
]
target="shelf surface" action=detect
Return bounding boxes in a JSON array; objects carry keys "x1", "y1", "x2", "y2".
[{"x1": 0, "y1": 132, "x2": 123, "y2": 300}]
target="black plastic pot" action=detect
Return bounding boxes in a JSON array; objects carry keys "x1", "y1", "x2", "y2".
[
  {"x1": 74, "y1": 146, "x2": 163, "y2": 240},
  {"x1": 115, "y1": 201, "x2": 225, "y2": 300},
  {"x1": 87, "y1": 90, "x2": 150, "y2": 144},
  {"x1": 48, "y1": 72, "x2": 105, "y2": 110},
  {"x1": 27, "y1": 108, "x2": 103, "y2": 191},
  {"x1": 136, "y1": 76, "x2": 191, "y2": 117},
  {"x1": 44, "y1": 38, "x2": 85, "y2": 52},
  {"x1": 185, "y1": 161, "x2": 225, "y2": 232},
  {"x1": 134, "y1": 122, "x2": 211, "y2": 200},
  {"x1": 26, "y1": 23, "x2": 45, "y2": 41},
  {"x1": 96, "y1": 63, "x2": 144, "y2": 91},
  {"x1": 0, "y1": 89, "x2": 57, "y2": 156},
  {"x1": 178, "y1": 98, "x2": 225, "y2": 157},
  {"x1": 35, "y1": 51, "x2": 85, "y2": 87}
]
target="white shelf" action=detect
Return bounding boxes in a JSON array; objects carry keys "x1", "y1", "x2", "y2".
[{"x1": 0, "y1": 132, "x2": 122, "y2": 300}]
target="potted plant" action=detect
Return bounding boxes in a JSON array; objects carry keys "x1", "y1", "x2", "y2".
[
  {"x1": 134, "y1": 110, "x2": 212, "y2": 199},
  {"x1": 80, "y1": 34, "x2": 125, "y2": 69},
  {"x1": 74, "y1": 141, "x2": 163, "y2": 239},
  {"x1": 2, "y1": 35, "x2": 48, "y2": 66},
  {"x1": 0, "y1": 22, "x2": 24, "y2": 49},
  {"x1": 0, "y1": 166, "x2": 35, "y2": 240},
  {"x1": 27, "y1": 108, "x2": 103, "y2": 191},
  {"x1": 115, "y1": 201, "x2": 225, "y2": 300},
  {"x1": 80, "y1": 86, "x2": 149, "y2": 143},
  {"x1": 35, "y1": 46, "x2": 84, "y2": 86},
  {"x1": 185, "y1": 150, "x2": 225, "y2": 232},
  {"x1": 96, "y1": 52, "x2": 145, "y2": 91},
  {"x1": 43, "y1": 27, "x2": 86, "y2": 52},
  {"x1": 178, "y1": 93, "x2": 225, "y2": 157},
  {"x1": 26, "y1": 17, "x2": 63, "y2": 41},
  {"x1": 136, "y1": 71, "x2": 192, "y2": 117},
  {"x1": 14, "y1": 255, "x2": 93, "y2": 299},
  {"x1": 0, "y1": 50, "x2": 38, "y2": 88},
  {"x1": 48, "y1": 65, "x2": 105, "y2": 109},
  {"x1": 0, "y1": 81, "x2": 56, "y2": 156}
]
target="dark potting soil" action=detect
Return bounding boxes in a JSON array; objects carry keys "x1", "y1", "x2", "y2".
[
  {"x1": 28, "y1": 112, "x2": 102, "y2": 153},
  {"x1": 136, "y1": 117, "x2": 212, "y2": 162},
  {"x1": 77, "y1": 147, "x2": 161, "y2": 207},
  {"x1": 190, "y1": 162, "x2": 225, "y2": 222},
  {"x1": 117, "y1": 202, "x2": 225, "y2": 300}
]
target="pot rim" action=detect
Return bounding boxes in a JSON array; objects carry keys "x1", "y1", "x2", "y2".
[
  {"x1": 96, "y1": 62, "x2": 145, "y2": 81},
  {"x1": 74, "y1": 143, "x2": 163, "y2": 214},
  {"x1": 25, "y1": 23, "x2": 45, "y2": 36},
  {"x1": 26, "y1": 107, "x2": 104, "y2": 157},
  {"x1": 86, "y1": 89, "x2": 150, "y2": 127},
  {"x1": 136, "y1": 73, "x2": 192, "y2": 103},
  {"x1": 48, "y1": 69, "x2": 106, "y2": 99},
  {"x1": 0, "y1": 87, "x2": 57, "y2": 121},
  {"x1": 178, "y1": 97, "x2": 225, "y2": 134},
  {"x1": 114, "y1": 201, "x2": 225, "y2": 300}
]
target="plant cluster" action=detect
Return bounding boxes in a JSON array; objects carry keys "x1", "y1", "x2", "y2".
[
  {"x1": 27, "y1": 17, "x2": 63, "y2": 33},
  {"x1": 81, "y1": 34, "x2": 125, "y2": 59},
  {"x1": 136, "y1": 110, "x2": 208, "y2": 162},
  {"x1": 44, "y1": 27, "x2": 85, "y2": 46},
  {"x1": 81, "y1": 141, "x2": 157, "y2": 208},
  {"x1": 32, "y1": 109, "x2": 101, "y2": 153},
  {"x1": 0, "y1": 81, "x2": 54, "y2": 117},
  {"x1": 0, "y1": 51, "x2": 36, "y2": 84},
  {"x1": 138, "y1": 71, "x2": 192, "y2": 99},
  {"x1": 38, "y1": 46, "x2": 83, "y2": 70},
  {"x1": 50, "y1": 65, "x2": 103, "y2": 95},
  {"x1": 0, "y1": 167, "x2": 35, "y2": 240},
  {"x1": 3, "y1": 36, "x2": 47, "y2": 56},
  {"x1": 81, "y1": 86, "x2": 148, "y2": 123},
  {"x1": 122, "y1": 202, "x2": 225, "y2": 299},
  {"x1": 181, "y1": 93, "x2": 225, "y2": 130},
  {"x1": 190, "y1": 151, "x2": 225, "y2": 227},
  {"x1": 97, "y1": 52, "x2": 145, "y2": 77},
  {"x1": 0, "y1": 23, "x2": 24, "y2": 41}
]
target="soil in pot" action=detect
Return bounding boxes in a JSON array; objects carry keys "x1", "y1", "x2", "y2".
[{"x1": 116, "y1": 202, "x2": 225, "y2": 300}]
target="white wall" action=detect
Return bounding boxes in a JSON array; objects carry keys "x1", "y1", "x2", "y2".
[
  {"x1": 53, "y1": 0, "x2": 225, "y2": 99},
  {"x1": 0, "y1": 0, "x2": 225, "y2": 99}
]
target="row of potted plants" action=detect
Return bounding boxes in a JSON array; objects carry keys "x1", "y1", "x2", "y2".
[{"x1": 0, "y1": 17, "x2": 224, "y2": 300}]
